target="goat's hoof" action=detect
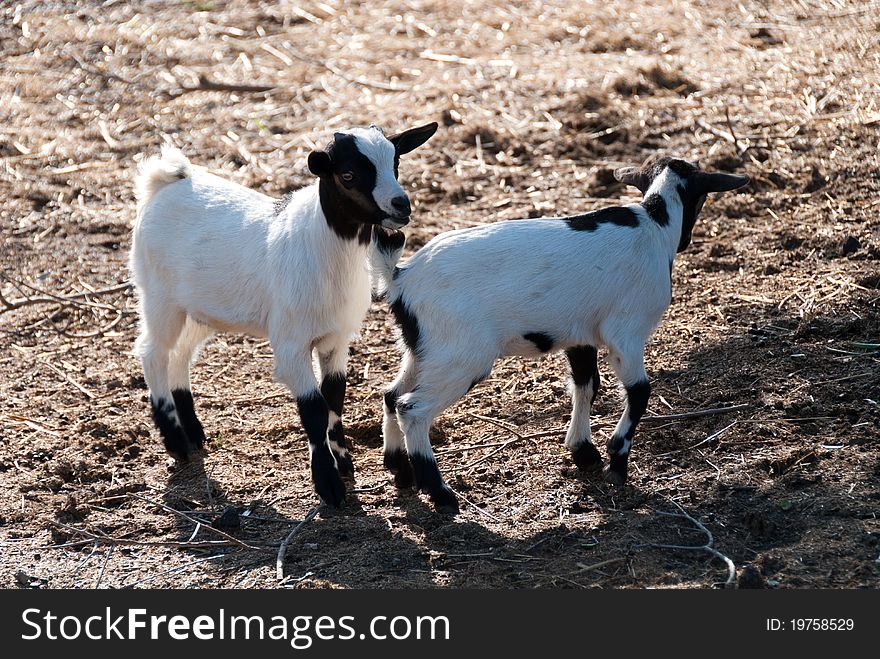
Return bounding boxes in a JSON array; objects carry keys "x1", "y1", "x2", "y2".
[
  {"x1": 430, "y1": 486, "x2": 459, "y2": 513},
  {"x1": 602, "y1": 464, "x2": 627, "y2": 486},
  {"x1": 335, "y1": 452, "x2": 355, "y2": 479},
  {"x1": 572, "y1": 443, "x2": 603, "y2": 472},
  {"x1": 384, "y1": 449, "x2": 415, "y2": 488},
  {"x1": 314, "y1": 471, "x2": 346, "y2": 508}
]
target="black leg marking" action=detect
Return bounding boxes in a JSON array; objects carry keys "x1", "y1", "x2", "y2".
[
  {"x1": 151, "y1": 397, "x2": 191, "y2": 461},
  {"x1": 565, "y1": 345, "x2": 600, "y2": 404},
  {"x1": 296, "y1": 392, "x2": 345, "y2": 507},
  {"x1": 409, "y1": 453, "x2": 458, "y2": 512},
  {"x1": 383, "y1": 448, "x2": 415, "y2": 488},
  {"x1": 604, "y1": 380, "x2": 651, "y2": 486},
  {"x1": 171, "y1": 389, "x2": 206, "y2": 450},
  {"x1": 320, "y1": 373, "x2": 353, "y2": 477},
  {"x1": 523, "y1": 332, "x2": 554, "y2": 353}
]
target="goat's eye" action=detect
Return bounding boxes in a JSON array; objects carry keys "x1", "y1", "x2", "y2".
[{"x1": 341, "y1": 172, "x2": 354, "y2": 182}]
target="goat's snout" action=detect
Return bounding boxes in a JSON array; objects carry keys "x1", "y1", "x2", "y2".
[{"x1": 391, "y1": 195, "x2": 411, "y2": 218}]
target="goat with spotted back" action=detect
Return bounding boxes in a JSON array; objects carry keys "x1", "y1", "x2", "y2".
[{"x1": 371, "y1": 155, "x2": 749, "y2": 511}]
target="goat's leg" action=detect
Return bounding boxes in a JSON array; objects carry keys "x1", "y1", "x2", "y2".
[
  {"x1": 317, "y1": 343, "x2": 353, "y2": 478},
  {"x1": 604, "y1": 342, "x2": 650, "y2": 485},
  {"x1": 382, "y1": 350, "x2": 418, "y2": 488},
  {"x1": 134, "y1": 301, "x2": 190, "y2": 460},
  {"x1": 564, "y1": 345, "x2": 603, "y2": 472},
  {"x1": 167, "y1": 317, "x2": 215, "y2": 450},
  {"x1": 396, "y1": 359, "x2": 490, "y2": 511},
  {"x1": 273, "y1": 339, "x2": 345, "y2": 507}
]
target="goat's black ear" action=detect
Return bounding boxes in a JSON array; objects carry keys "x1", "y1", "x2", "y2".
[
  {"x1": 308, "y1": 151, "x2": 333, "y2": 178},
  {"x1": 693, "y1": 172, "x2": 750, "y2": 194},
  {"x1": 388, "y1": 122, "x2": 439, "y2": 155},
  {"x1": 614, "y1": 166, "x2": 651, "y2": 193}
]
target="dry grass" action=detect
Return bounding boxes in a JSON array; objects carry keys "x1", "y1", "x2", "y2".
[{"x1": 1, "y1": 0, "x2": 879, "y2": 589}]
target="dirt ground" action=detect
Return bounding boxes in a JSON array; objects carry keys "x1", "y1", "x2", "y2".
[{"x1": 1, "y1": 0, "x2": 878, "y2": 589}]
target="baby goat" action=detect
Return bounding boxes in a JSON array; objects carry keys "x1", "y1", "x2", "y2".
[
  {"x1": 372, "y1": 155, "x2": 748, "y2": 510},
  {"x1": 130, "y1": 123, "x2": 438, "y2": 507}
]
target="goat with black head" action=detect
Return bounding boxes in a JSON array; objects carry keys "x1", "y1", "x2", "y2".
[{"x1": 130, "y1": 122, "x2": 438, "y2": 507}]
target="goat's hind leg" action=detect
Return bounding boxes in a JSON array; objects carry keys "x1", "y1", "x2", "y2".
[
  {"x1": 382, "y1": 350, "x2": 418, "y2": 488},
  {"x1": 564, "y1": 345, "x2": 603, "y2": 472},
  {"x1": 167, "y1": 317, "x2": 215, "y2": 450},
  {"x1": 604, "y1": 341, "x2": 650, "y2": 485},
  {"x1": 135, "y1": 302, "x2": 191, "y2": 460}
]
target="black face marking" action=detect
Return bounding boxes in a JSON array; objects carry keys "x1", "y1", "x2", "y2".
[
  {"x1": 523, "y1": 332, "x2": 554, "y2": 352},
  {"x1": 642, "y1": 193, "x2": 669, "y2": 226},
  {"x1": 383, "y1": 448, "x2": 414, "y2": 488},
  {"x1": 296, "y1": 391, "x2": 345, "y2": 506},
  {"x1": 675, "y1": 184, "x2": 706, "y2": 252},
  {"x1": 408, "y1": 453, "x2": 458, "y2": 511},
  {"x1": 572, "y1": 442, "x2": 603, "y2": 472},
  {"x1": 151, "y1": 397, "x2": 192, "y2": 461},
  {"x1": 357, "y1": 224, "x2": 373, "y2": 245},
  {"x1": 171, "y1": 389, "x2": 206, "y2": 449},
  {"x1": 313, "y1": 134, "x2": 393, "y2": 240},
  {"x1": 565, "y1": 206, "x2": 639, "y2": 232},
  {"x1": 390, "y1": 297, "x2": 420, "y2": 355}
]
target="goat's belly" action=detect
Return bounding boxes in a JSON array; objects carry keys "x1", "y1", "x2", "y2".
[{"x1": 188, "y1": 309, "x2": 268, "y2": 337}]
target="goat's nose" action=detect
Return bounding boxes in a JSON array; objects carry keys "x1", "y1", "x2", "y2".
[{"x1": 391, "y1": 195, "x2": 411, "y2": 216}]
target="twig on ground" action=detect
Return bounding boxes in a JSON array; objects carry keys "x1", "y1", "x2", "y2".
[
  {"x1": 128, "y1": 493, "x2": 260, "y2": 551},
  {"x1": 276, "y1": 504, "x2": 323, "y2": 580},
  {"x1": 574, "y1": 557, "x2": 626, "y2": 574},
  {"x1": 122, "y1": 553, "x2": 229, "y2": 589},
  {"x1": 643, "y1": 498, "x2": 736, "y2": 588},
  {"x1": 641, "y1": 403, "x2": 750, "y2": 423},
  {"x1": 94, "y1": 545, "x2": 114, "y2": 589}
]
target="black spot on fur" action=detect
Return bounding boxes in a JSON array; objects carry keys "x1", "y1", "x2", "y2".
[
  {"x1": 151, "y1": 397, "x2": 192, "y2": 461},
  {"x1": 296, "y1": 391, "x2": 345, "y2": 506},
  {"x1": 565, "y1": 345, "x2": 600, "y2": 405},
  {"x1": 565, "y1": 206, "x2": 639, "y2": 232},
  {"x1": 383, "y1": 388, "x2": 399, "y2": 411},
  {"x1": 390, "y1": 297, "x2": 420, "y2": 354},
  {"x1": 409, "y1": 453, "x2": 458, "y2": 511},
  {"x1": 642, "y1": 193, "x2": 669, "y2": 226},
  {"x1": 171, "y1": 389, "x2": 206, "y2": 449},
  {"x1": 375, "y1": 227, "x2": 406, "y2": 254},
  {"x1": 524, "y1": 332, "x2": 554, "y2": 352},
  {"x1": 383, "y1": 448, "x2": 414, "y2": 488},
  {"x1": 604, "y1": 379, "x2": 651, "y2": 485}
]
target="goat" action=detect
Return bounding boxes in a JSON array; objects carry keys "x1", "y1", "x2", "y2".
[
  {"x1": 371, "y1": 155, "x2": 749, "y2": 511},
  {"x1": 130, "y1": 122, "x2": 438, "y2": 507}
]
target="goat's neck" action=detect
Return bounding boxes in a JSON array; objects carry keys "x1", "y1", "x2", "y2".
[{"x1": 643, "y1": 173, "x2": 686, "y2": 262}]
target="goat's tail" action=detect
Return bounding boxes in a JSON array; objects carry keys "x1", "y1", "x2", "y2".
[
  {"x1": 135, "y1": 145, "x2": 192, "y2": 210},
  {"x1": 369, "y1": 228, "x2": 406, "y2": 299}
]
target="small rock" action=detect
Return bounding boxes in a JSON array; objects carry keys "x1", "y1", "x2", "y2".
[
  {"x1": 841, "y1": 236, "x2": 860, "y2": 256},
  {"x1": 213, "y1": 506, "x2": 240, "y2": 530},
  {"x1": 737, "y1": 563, "x2": 765, "y2": 589}
]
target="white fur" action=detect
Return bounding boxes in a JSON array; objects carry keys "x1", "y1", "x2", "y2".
[
  {"x1": 374, "y1": 166, "x2": 696, "y2": 498},
  {"x1": 130, "y1": 146, "x2": 373, "y2": 453}
]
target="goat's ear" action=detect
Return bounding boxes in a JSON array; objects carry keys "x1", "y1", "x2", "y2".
[
  {"x1": 614, "y1": 166, "x2": 650, "y2": 193},
  {"x1": 388, "y1": 122, "x2": 438, "y2": 155},
  {"x1": 693, "y1": 172, "x2": 750, "y2": 194},
  {"x1": 308, "y1": 151, "x2": 333, "y2": 178}
]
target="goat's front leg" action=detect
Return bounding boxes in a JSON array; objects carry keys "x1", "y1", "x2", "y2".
[
  {"x1": 317, "y1": 344, "x2": 354, "y2": 478},
  {"x1": 564, "y1": 345, "x2": 603, "y2": 472},
  {"x1": 382, "y1": 349, "x2": 418, "y2": 488},
  {"x1": 605, "y1": 342, "x2": 650, "y2": 485},
  {"x1": 273, "y1": 339, "x2": 345, "y2": 507}
]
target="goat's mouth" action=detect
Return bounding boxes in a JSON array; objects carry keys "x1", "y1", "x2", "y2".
[{"x1": 381, "y1": 216, "x2": 410, "y2": 230}]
